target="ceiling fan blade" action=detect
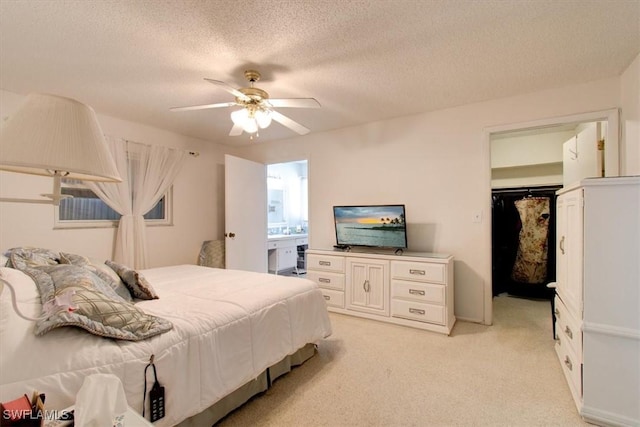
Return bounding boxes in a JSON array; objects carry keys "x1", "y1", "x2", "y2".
[
  {"x1": 229, "y1": 123, "x2": 244, "y2": 136},
  {"x1": 270, "y1": 110, "x2": 310, "y2": 135},
  {"x1": 204, "y1": 78, "x2": 250, "y2": 101},
  {"x1": 267, "y1": 98, "x2": 321, "y2": 108},
  {"x1": 170, "y1": 102, "x2": 236, "y2": 112}
]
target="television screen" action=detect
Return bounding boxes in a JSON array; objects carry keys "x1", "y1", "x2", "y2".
[{"x1": 333, "y1": 205, "x2": 407, "y2": 249}]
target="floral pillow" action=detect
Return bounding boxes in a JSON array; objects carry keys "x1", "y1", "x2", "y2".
[
  {"x1": 59, "y1": 253, "x2": 133, "y2": 302},
  {"x1": 105, "y1": 260, "x2": 159, "y2": 300}
]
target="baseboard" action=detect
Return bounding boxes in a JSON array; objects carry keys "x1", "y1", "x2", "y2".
[
  {"x1": 455, "y1": 315, "x2": 484, "y2": 324},
  {"x1": 581, "y1": 404, "x2": 639, "y2": 427}
]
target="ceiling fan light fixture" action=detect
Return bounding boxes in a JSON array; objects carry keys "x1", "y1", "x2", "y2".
[
  {"x1": 242, "y1": 117, "x2": 259, "y2": 134},
  {"x1": 255, "y1": 109, "x2": 272, "y2": 129},
  {"x1": 231, "y1": 108, "x2": 249, "y2": 126},
  {"x1": 174, "y1": 70, "x2": 319, "y2": 137}
]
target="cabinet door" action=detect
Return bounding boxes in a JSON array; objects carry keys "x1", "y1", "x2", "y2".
[
  {"x1": 349, "y1": 261, "x2": 369, "y2": 309},
  {"x1": 556, "y1": 189, "x2": 584, "y2": 316},
  {"x1": 366, "y1": 262, "x2": 387, "y2": 312},
  {"x1": 278, "y1": 246, "x2": 297, "y2": 270},
  {"x1": 346, "y1": 258, "x2": 389, "y2": 316}
]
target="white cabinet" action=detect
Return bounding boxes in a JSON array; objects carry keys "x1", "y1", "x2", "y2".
[
  {"x1": 554, "y1": 177, "x2": 640, "y2": 426},
  {"x1": 556, "y1": 189, "x2": 584, "y2": 317},
  {"x1": 307, "y1": 249, "x2": 454, "y2": 335},
  {"x1": 268, "y1": 236, "x2": 304, "y2": 274},
  {"x1": 346, "y1": 257, "x2": 389, "y2": 316}
]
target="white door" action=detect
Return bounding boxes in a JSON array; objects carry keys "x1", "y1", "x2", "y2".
[
  {"x1": 224, "y1": 154, "x2": 267, "y2": 272},
  {"x1": 562, "y1": 122, "x2": 604, "y2": 187}
]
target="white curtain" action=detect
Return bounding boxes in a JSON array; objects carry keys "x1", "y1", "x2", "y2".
[{"x1": 86, "y1": 138, "x2": 186, "y2": 269}]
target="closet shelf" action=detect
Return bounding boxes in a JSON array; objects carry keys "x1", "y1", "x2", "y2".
[{"x1": 491, "y1": 161, "x2": 562, "y2": 171}]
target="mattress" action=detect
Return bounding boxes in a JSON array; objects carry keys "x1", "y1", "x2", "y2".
[{"x1": 0, "y1": 264, "x2": 332, "y2": 426}]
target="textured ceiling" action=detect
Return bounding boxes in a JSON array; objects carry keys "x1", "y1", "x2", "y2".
[{"x1": 1, "y1": 0, "x2": 638, "y2": 145}]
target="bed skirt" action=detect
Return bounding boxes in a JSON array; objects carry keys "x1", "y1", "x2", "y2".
[{"x1": 175, "y1": 343, "x2": 317, "y2": 426}]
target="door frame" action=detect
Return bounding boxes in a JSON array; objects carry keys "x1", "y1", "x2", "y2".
[
  {"x1": 482, "y1": 108, "x2": 620, "y2": 325},
  {"x1": 266, "y1": 158, "x2": 310, "y2": 272}
]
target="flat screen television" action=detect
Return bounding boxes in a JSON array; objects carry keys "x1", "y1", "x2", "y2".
[{"x1": 333, "y1": 204, "x2": 407, "y2": 249}]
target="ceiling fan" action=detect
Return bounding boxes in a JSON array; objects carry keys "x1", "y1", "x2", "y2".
[{"x1": 170, "y1": 70, "x2": 320, "y2": 137}]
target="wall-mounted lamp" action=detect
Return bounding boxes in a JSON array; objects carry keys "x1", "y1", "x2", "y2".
[{"x1": 0, "y1": 93, "x2": 122, "y2": 205}]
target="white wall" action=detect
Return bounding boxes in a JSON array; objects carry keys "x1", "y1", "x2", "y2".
[
  {"x1": 0, "y1": 89, "x2": 232, "y2": 267},
  {"x1": 620, "y1": 52, "x2": 640, "y2": 175},
  {"x1": 235, "y1": 76, "x2": 622, "y2": 323}
]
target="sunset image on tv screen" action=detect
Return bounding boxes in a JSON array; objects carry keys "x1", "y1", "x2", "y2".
[{"x1": 333, "y1": 205, "x2": 406, "y2": 248}]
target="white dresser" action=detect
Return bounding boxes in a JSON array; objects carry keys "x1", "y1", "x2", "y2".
[
  {"x1": 306, "y1": 248, "x2": 455, "y2": 335},
  {"x1": 554, "y1": 177, "x2": 639, "y2": 426}
]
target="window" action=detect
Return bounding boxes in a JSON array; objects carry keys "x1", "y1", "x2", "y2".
[{"x1": 54, "y1": 178, "x2": 172, "y2": 229}]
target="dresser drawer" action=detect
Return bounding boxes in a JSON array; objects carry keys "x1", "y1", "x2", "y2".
[
  {"x1": 320, "y1": 288, "x2": 345, "y2": 308},
  {"x1": 391, "y1": 300, "x2": 445, "y2": 325},
  {"x1": 554, "y1": 295, "x2": 582, "y2": 361},
  {"x1": 391, "y1": 280, "x2": 444, "y2": 305},
  {"x1": 391, "y1": 261, "x2": 445, "y2": 284},
  {"x1": 295, "y1": 237, "x2": 308, "y2": 246},
  {"x1": 307, "y1": 270, "x2": 345, "y2": 291},
  {"x1": 555, "y1": 331, "x2": 582, "y2": 402},
  {"x1": 307, "y1": 254, "x2": 345, "y2": 273}
]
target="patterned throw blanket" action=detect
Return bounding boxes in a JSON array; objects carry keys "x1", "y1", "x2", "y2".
[{"x1": 5, "y1": 247, "x2": 172, "y2": 341}]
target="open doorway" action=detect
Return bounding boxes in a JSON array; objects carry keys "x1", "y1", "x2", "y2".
[
  {"x1": 484, "y1": 109, "x2": 619, "y2": 324},
  {"x1": 266, "y1": 160, "x2": 309, "y2": 276}
]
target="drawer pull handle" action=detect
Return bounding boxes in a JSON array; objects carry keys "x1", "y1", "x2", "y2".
[
  {"x1": 564, "y1": 356, "x2": 572, "y2": 371},
  {"x1": 409, "y1": 269, "x2": 425, "y2": 275},
  {"x1": 363, "y1": 280, "x2": 370, "y2": 292},
  {"x1": 554, "y1": 308, "x2": 560, "y2": 317},
  {"x1": 323, "y1": 295, "x2": 330, "y2": 300},
  {"x1": 559, "y1": 236, "x2": 565, "y2": 255},
  {"x1": 319, "y1": 261, "x2": 331, "y2": 266},
  {"x1": 409, "y1": 308, "x2": 425, "y2": 315},
  {"x1": 409, "y1": 289, "x2": 425, "y2": 296},
  {"x1": 319, "y1": 278, "x2": 331, "y2": 283},
  {"x1": 564, "y1": 326, "x2": 573, "y2": 339}
]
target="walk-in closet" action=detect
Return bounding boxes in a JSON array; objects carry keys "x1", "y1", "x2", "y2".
[
  {"x1": 491, "y1": 185, "x2": 560, "y2": 298},
  {"x1": 490, "y1": 120, "x2": 606, "y2": 301}
]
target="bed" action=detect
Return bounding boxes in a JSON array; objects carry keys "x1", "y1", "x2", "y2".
[{"x1": 0, "y1": 249, "x2": 332, "y2": 426}]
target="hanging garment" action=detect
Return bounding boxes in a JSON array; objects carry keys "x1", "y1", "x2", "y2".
[{"x1": 511, "y1": 197, "x2": 550, "y2": 284}]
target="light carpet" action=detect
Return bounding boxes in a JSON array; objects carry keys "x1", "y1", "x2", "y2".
[{"x1": 217, "y1": 295, "x2": 588, "y2": 426}]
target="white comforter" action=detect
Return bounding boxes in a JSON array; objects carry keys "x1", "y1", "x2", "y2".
[{"x1": 0, "y1": 265, "x2": 332, "y2": 426}]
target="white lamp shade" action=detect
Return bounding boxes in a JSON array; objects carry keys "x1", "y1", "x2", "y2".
[
  {"x1": 242, "y1": 118, "x2": 258, "y2": 134},
  {"x1": 231, "y1": 108, "x2": 250, "y2": 126},
  {"x1": 255, "y1": 109, "x2": 272, "y2": 129},
  {"x1": 0, "y1": 93, "x2": 121, "y2": 182}
]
